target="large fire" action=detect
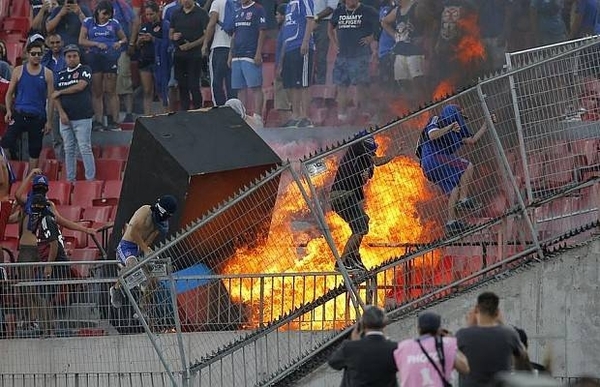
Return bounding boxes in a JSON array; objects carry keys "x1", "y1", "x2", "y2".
[{"x1": 221, "y1": 139, "x2": 439, "y2": 329}]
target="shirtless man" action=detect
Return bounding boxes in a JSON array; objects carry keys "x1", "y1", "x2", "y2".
[
  {"x1": 14, "y1": 169, "x2": 95, "y2": 329},
  {"x1": 109, "y1": 195, "x2": 178, "y2": 308}
]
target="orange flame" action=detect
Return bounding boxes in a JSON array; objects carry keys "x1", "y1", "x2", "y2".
[
  {"x1": 433, "y1": 80, "x2": 455, "y2": 101},
  {"x1": 220, "y1": 148, "x2": 440, "y2": 329},
  {"x1": 455, "y1": 13, "x2": 486, "y2": 66}
]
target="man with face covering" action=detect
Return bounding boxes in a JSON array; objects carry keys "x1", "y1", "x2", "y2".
[
  {"x1": 110, "y1": 195, "x2": 178, "y2": 308},
  {"x1": 29, "y1": 193, "x2": 71, "y2": 337},
  {"x1": 418, "y1": 104, "x2": 493, "y2": 235}
]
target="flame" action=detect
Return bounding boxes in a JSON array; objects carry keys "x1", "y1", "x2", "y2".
[
  {"x1": 455, "y1": 13, "x2": 486, "y2": 66},
  {"x1": 220, "y1": 147, "x2": 439, "y2": 329},
  {"x1": 433, "y1": 80, "x2": 455, "y2": 101}
]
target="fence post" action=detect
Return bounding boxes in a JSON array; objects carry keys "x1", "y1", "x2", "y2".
[
  {"x1": 288, "y1": 164, "x2": 365, "y2": 315},
  {"x1": 166, "y1": 259, "x2": 190, "y2": 386},
  {"x1": 505, "y1": 53, "x2": 535, "y2": 206},
  {"x1": 476, "y1": 85, "x2": 545, "y2": 261}
]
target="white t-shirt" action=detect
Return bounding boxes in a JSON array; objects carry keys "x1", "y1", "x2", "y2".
[{"x1": 209, "y1": 0, "x2": 232, "y2": 49}]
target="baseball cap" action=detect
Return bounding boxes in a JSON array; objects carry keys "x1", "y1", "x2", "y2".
[
  {"x1": 157, "y1": 195, "x2": 177, "y2": 215},
  {"x1": 32, "y1": 174, "x2": 49, "y2": 187},
  {"x1": 418, "y1": 312, "x2": 441, "y2": 332},
  {"x1": 28, "y1": 33, "x2": 45, "y2": 45},
  {"x1": 63, "y1": 44, "x2": 80, "y2": 55}
]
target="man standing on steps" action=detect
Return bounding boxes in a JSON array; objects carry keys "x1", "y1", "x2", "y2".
[
  {"x1": 329, "y1": 130, "x2": 396, "y2": 274},
  {"x1": 2, "y1": 39, "x2": 54, "y2": 170},
  {"x1": 202, "y1": 0, "x2": 237, "y2": 106}
]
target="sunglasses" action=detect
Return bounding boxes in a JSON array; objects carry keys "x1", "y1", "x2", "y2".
[{"x1": 29, "y1": 51, "x2": 43, "y2": 57}]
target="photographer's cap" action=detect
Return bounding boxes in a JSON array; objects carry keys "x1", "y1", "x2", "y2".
[
  {"x1": 63, "y1": 44, "x2": 80, "y2": 55},
  {"x1": 418, "y1": 312, "x2": 441, "y2": 332}
]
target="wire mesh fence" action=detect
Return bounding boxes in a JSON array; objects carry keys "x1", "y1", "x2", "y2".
[{"x1": 1, "y1": 38, "x2": 599, "y2": 387}]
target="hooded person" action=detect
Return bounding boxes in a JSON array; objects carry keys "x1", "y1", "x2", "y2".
[
  {"x1": 329, "y1": 130, "x2": 398, "y2": 273},
  {"x1": 417, "y1": 104, "x2": 493, "y2": 235},
  {"x1": 224, "y1": 98, "x2": 264, "y2": 129},
  {"x1": 110, "y1": 194, "x2": 178, "y2": 308}
]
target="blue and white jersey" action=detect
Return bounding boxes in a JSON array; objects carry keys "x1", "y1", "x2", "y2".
[
  {"x1": 232, "y1": 2, "x2": 267, "y2": 59},
  {"x1": 421, "y1": 105, "x2": 471, "y2": 158},
  {"x1": 83, "y1": 17, "x2": 123, "y2": 54},
  {"x1": 280, "y1": 0, "x2": 315, "y2": 53}
]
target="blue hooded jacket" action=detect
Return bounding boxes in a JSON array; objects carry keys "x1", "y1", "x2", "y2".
[{"x1": 421, "y1": 104, "x2": 471, "y2": 158}]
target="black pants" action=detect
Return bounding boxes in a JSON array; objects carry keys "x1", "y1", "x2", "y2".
[
  {"x1": 1, "y1": 111, "x2": 45, "y2": 159},
  {"x1": 210, "y1": 47, "x2": 236, "y2": 106},
  {"x1": 313, "y1": 21, "x2": 329, "y2": 85},
  {"x1": 173, "y1": 55, "x2": 203, "y2": 110}
]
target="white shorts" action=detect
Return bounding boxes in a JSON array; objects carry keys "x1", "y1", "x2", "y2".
[{"x1": 394, "y1": 55, "x2": 424, "y2": 81}]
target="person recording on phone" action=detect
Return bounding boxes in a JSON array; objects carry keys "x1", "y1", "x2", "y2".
[
  {"x1": 328, "y1": 305, "x2": 398, "y2": 387},
  {"x1": 46, "y1": 0, "x2": 92, "y2": 46}
]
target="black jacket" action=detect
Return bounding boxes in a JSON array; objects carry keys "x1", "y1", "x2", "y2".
[{"x1": 328, "y1": 333, "x2": 398, "y2": 387}]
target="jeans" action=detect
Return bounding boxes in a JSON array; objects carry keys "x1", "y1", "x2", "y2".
[{"x1": 60, "y1": 118, "x2": 95, "y2": 181}]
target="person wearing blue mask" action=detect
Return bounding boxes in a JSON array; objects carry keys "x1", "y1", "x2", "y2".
[
  {"x1": 110, "y1": 195, "x2": 178, "y2": 308},
  {"x1": 330, "y1": 130, "x2": 396, "y2": 274},
  {"x1": 418, "y1": 104, "x2": 493, "y2": 235}
]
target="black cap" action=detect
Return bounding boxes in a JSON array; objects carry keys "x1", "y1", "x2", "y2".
[
  {"x1": 418, "y1": 312, "x2": 441, "y2": 332},
  {"x1": 63, "y1": 44, "x2": 80, "y2": 55}
]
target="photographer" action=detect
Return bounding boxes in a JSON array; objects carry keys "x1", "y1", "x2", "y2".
[
  {"x1": 394, "y1": 312, "x2": 470, "y2": 387},
  {"x1": 46, "y1": 0, "x2": 92, "y2": 46},
  {"x1": 328, "y1": 306, "x2": 398, "y2": 387},
  {"x1": 30, "y1": 0, "x2": 59, "y2": 35}
]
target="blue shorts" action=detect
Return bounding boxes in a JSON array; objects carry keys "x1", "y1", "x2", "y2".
[
  {"x1": 422, "y1": 153, "x2": 470, "y2": 195},
  {"x1": 116, "y1": 240, "x2": 140, "y2": 265},
  {"x1": 332, "y1": 55, "x2": 370, "y2": 87},
  {"x1": 86, "y1": 51, "x2": 119, "y2": 74},
  {"x1": 231, "y1": 58, "x2": 263, "y2": 90}
]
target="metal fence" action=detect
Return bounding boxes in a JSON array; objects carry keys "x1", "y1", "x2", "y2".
[{"x1": 2, "y1": 38, "x2": 599, "y2": 386}]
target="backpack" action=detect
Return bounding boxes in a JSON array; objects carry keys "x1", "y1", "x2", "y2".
[
  {"x1": 219, "y1": 0, "x2": 239, "y2": 36},
  {"x1": 415, "y1": 115, "x2": 438, "y2": 161}
]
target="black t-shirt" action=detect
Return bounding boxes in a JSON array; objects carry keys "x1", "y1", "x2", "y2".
[
  {"x1": 35, "y1": 214, "x2": 68, "y2": 263},
  {"x1": 331, "y1": 142, "x2": 374, "y2": 202},
  {"x1": 55, "y1": 64, "x2": 93, "y2": 120},
  {"x1": 48, "y1": 4, "x2": 93, "y2": 46},
  {"x1": 330, "y1": 4, "x2": 380, "y2": 58},
  {"x1": 138, "y1": 21, "x2": 163, "y2": 64},
  {"x1": 456, "y1": 325, "x2": 523, "y2": 387},
  {"x1": 170, "y1": 5, "x2": 210, "y2": 58}
]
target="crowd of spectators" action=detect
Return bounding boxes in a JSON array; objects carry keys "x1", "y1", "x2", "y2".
[
  {"x1": 329, "y1": 292, "x2": 560, "y2": 387},
  {"x1": 0, "y1": 0, "x2": 597, "y2": 134}
]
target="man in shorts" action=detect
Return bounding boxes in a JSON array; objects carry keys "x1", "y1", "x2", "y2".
[
  {"x1": 110, "y1": 195, "x2": 178, "y2": 308},
  {"x1": 329, "y1": 0, "x2": 379, "y2": 123},
  {"x1": 329, "y1": 131, "x2": 395, "y2": 273}
]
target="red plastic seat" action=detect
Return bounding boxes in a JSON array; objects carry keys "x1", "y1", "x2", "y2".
[
  {"x1": 4, "y1": 222, "x2": 19, "y2": 240},
  {"x1": 102, "y1": 179, "x2": 122, "y2": 202},
  {"x1": 2, "y1": 18, "x2": 29, "y2": 35},
  {"x1": 72, "y1": 180, "x2": 104, "y2": 207},
  {"x1": 82, "y1": 206, "x2": 112, "y2": 224},
  {"x1": 101, "y1": 145, "x2": 129, "y2": 161},
  {"x1": 9, "y1": 161, "x2": 28, "y2": 181},
  {"x1": 261, "y1": 38, "x2": 276, "y2": 62},
  {"x1": 62, "y1": 226, "x2": 89, "y2": 249},
  {"x1": 41, "y1": 159, "x2": 61, "y2": 180},
  {"x1": 311, "y1": 85, "x2": 337, "y2": 100},
  {"x1": 95, "y1": 159, "x2": 125, "y2": 181},
  {"x1": 54, "y1": 205, "x2": 83, "y2": 222},
  {"x1": 201, "y1": 87, "x2": 213, "y2": 107},
  {"x1": 571, "y1": 139, "x2": 599, "y2": 166},
  {"x1": 47, "y1": 181, "x2": 72, "y2": 205},
  {"x1": 69, "y1": 248, "x2": 99, "y2": 278}
]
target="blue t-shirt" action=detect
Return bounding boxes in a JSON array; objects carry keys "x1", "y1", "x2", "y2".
[
  {"x1": 530, "y1": 0, "x2": 566, "y2": 44},
  {"x1": 41, "y1": 52, "x2": 67, "y2": 76},
  {"x1": 48, "y1": 5, "x2": 93, "y2": 46},
  {"x1": 330, "y1": 3, "x2": 379, "y2": 58},
  {"x1": 378, "y1": 5, "x2": 395, "y2": 58},
  {"x1": 232, "y1": 2, "x2": 267, "y2": 58},
  {"x1": 83, "y1": 17, "x2": 123, "y2": 54},
  {"x1": 280, "y1": 0, "x2": 315, "y2": 53},
  {"x1": 421, "y1": 105, "x2": 471, "y2": 159}
]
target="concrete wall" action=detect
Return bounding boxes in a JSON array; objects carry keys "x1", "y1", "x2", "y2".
[{"x1": 298, "y1": 238, "x2": 600, "y2": 387}]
